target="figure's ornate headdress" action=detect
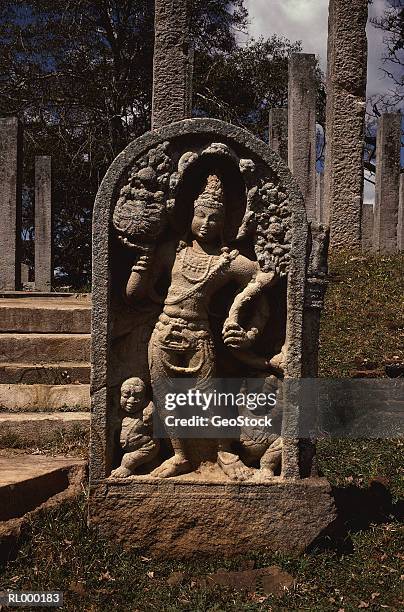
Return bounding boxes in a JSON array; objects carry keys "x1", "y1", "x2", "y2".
[{"x1": 194, "y1": 174, "x2": 225, "y2": 213}]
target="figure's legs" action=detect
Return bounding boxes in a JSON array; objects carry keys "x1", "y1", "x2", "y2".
[
  {"x1": 111, "y1": 440, "x2": 160, "y2": 478},
  {"x1": 148, "y1": 334, "x2": 193, "y2": 478}
]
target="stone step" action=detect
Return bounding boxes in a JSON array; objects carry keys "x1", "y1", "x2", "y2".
[
  {"x1": 0, "y1": 334, "x2": 91, "y2": 364},
  {"x1": 0, "y1": 384, "x2": 90, "y2": 412},
  {"x1": 0, "y1": 292, "x2": 89, "y2": 299},
  {"x1": 0, "y1": 296, "x2": 91, "y2": 333},
  {"x1": 0, "y1": 454, "x2": 86, "y2": 522},
  {"x1": 0, "y1": 412, "x2": 90, "y2": 447},
  {"x1": 0, "y1": 362, "x2": 90, "y2": 384}
]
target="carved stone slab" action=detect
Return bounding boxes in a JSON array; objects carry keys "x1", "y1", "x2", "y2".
[{"x1": 90, "y1": 118, "x2": 335, "y2": 554}]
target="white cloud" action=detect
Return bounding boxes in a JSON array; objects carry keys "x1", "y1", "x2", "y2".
[
  {"x1": 245, "y1": 0, "x2": 329, "y2": 70},
  {"x1": 245, "y1": 0, "x2": 393, "y2": 99}
]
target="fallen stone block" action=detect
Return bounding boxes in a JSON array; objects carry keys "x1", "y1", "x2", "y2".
[{"x1": 199, "y1": 565, "x2": 295, "y2": 596}]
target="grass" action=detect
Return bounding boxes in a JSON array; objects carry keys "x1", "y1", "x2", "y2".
[
  {"x1": 0, "y1": 491, "x2": 402, "y2": 611},
  {"x1": 0, "y1": 428, "x2": 89, "y2": 458},
  {"x1": 0, "y1": 252, "x2": 403, "y2": 611},
  {"x1": 319, "y1": 251, "x2": 404, "y2": 378}
]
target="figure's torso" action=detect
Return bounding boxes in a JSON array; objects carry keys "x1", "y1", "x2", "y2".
[{"x1": 162, "y1": 246, "x2": 230, "y2": 322}]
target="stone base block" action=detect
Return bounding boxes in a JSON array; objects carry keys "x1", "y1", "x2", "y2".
[{"x1": 90, "y1": 476, "x2": 336, "y2": 558}]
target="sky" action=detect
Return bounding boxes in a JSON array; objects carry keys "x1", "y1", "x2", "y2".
[
  {"x1": 244, "y1": 0, "x2": 402, "y2": 203},
  {"x1": 245, "y1": 0, "x2": 393, "y2": 100}
]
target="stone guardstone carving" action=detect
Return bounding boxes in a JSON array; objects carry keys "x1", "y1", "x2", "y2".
[{"x1": 90, "y1": 119, "x2": 336, "y2": 557}]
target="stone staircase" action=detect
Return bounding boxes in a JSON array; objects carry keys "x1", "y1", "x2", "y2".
[
  {"x1": 0, "y1": 293, "x2": 91, "y2": 446},
  {"x1": 0, "y1": 293, "x2": 90, "y2": 560}
]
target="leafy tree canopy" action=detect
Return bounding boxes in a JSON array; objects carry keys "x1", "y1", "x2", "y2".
[{"x1": 0, "y1": 0, "x2": 311, "y2": 287}]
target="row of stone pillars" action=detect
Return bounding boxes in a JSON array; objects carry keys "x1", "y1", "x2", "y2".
[
  {"x1": 1, "y1": 0, "x2": 402, "y2": 293},
  {"x1": 269, "y1": 36, "x2": 402, "y2": 254},
  {"x1": 362, "y1": 113, "x2": 403, "y2": 253},
  {"x1": 0, "y1": 117, "x2": 53, "y2": 292},
  {"x1": 269, "y1": 54, "x2": 329, "y2": 229}
]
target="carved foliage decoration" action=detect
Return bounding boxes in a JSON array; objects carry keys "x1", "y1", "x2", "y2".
[{"x1": 113, "y1": 140, "x2": 293, "y2": 276}]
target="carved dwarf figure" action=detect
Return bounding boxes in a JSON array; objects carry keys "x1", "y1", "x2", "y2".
[
  {"x1": 126, "y1": 173, "x2": 281, "y2": 481},
  {"x1": 111, "y1": 377, "x2": 160, "y2": 478}
]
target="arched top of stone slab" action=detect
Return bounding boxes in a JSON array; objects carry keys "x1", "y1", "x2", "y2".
[
  {"x1": 92, "y1": 119, "x2": 310, "y2": 395},
  {"x1": 93, "y1": 118, "x2": 308, "y2": 279}
]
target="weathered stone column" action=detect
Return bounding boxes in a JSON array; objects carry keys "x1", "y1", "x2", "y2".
[
  {"x1": 315, "y1": 173, "x2": 325, "y2": 224},
  {"x1": 269, "y1": 108, "x2": 288, "y2": 162},
  {"x1": 373, "y1": 113, "x2": 401, "y2": 254},
  {"x1": 0, "y1": 117, "x2": 22, "y2": 291},
  {"x1": 185, "y1": 45, "x2": 194, "y2": 118},
  {"x1": 288, "y1": 54, "x2": 317, "y2": 222},
  {"x1": 324, "y1": 0, "x2": 368, "y2": 248},
  {"x1": 361, "y1": 204, "x2": 374, "y2": 251},
  {"x1": 398, "y1": 174, "x2": 404, "y2": 252},
  {"x1": 152, "y1": 0, "x2": 192, "y2": 130},
  {"x1": 35, "y1": 156, "x2": 53, "y2": 291}
]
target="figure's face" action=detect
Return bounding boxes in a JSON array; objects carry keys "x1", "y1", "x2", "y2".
[
  {"x1": 120, "y1": 379, "x2": 145, "y2": 413},
  {"x1": 191, "y1": 205, "x2": 225, "y2": 243}
]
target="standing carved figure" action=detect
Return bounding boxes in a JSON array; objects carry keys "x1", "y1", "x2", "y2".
[{"x1": 126, "y1": 174, "x2": 279, "y2": 480}]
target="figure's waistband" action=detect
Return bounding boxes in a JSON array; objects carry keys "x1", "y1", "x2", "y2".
[{"x1": 157, "y1": 312, "x2": 210, "y2": 332}]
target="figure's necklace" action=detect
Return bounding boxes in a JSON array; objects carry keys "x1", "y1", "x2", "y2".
[{"x1": 181, "y1": 247, "x2": 215, "y2": 283}]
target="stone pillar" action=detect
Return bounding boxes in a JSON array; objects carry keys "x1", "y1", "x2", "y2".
[
  {"x1": 269, "y1": 108, "x2": 288, "y2": 162},
  {"x1": 315, "y1": 173, "x2": 325, "y2": 224},
  {"x1": 324, "y1": 0, "x2": 368, "y2": 248},
  {"x1": 152, "y1": 0, "x2": 192, "y2": 130},
  {"x1": 398, "y1": 174, "x2": 404, "y2": 252},
  {"x1": 361, "y1": 204, "x2": 374, "y2": 251},
  {"x1": 288, "y1": 54, "x2": 317, "y2": 222},
  {"x1": 35, "y1": 156, "x2": 53, "y2": 291},
  {"x1": 373, "y1": 113, "x2": 401, "y2": 254},
  {"x1": 185, "y1": 45, "x2": 194, "y2": 118},
  {"x1": 0, "y1": 117, "x2": 22, "y2": 291}
]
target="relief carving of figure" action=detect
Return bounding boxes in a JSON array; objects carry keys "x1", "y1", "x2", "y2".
[
  {"x1": 125, "y1": 173, "x2": 284, "y2": 481},
  {"x1": 111, "y1": 377, "x2": 160, "y2": 478}
]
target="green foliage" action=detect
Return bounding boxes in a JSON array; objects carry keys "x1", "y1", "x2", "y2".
[{"x1": 194, "y1": 36, "x2": 325, "y2": 141}]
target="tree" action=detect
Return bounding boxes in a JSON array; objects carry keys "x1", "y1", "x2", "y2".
[
  {"x1": 364, "y1": 1, "x2": 403, "y2": 182},
  {"x1": 371, "y1": 0, "x2": 404, "y2": 112},
  {"x1": 0, "y1": 1, "x2": 315, "y2": 287},
  {"x1": 0, "y1": 0, "x2": 248, "y2": 286},
  {"x1": 194, "y1": 37, "x2": 300, "y2": 140}
]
